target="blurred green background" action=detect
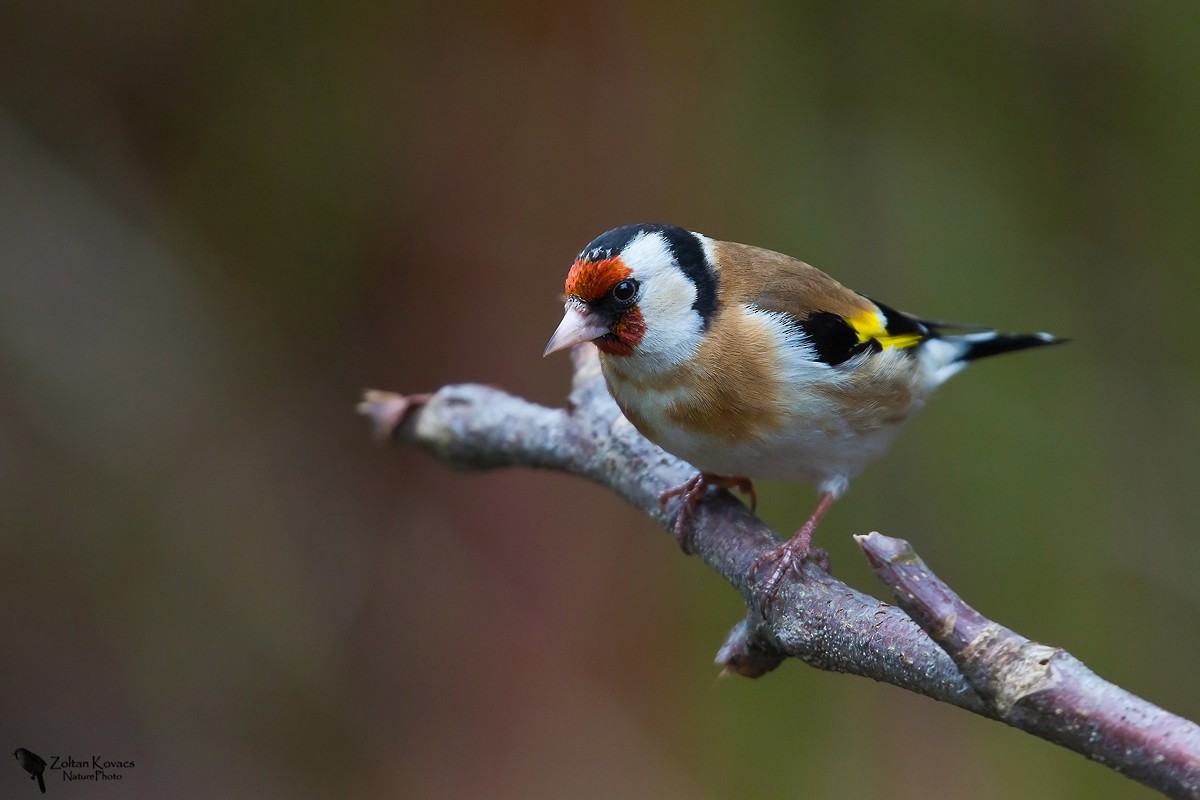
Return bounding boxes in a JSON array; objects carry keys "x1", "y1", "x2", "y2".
[{"x1": 1, "y1": 1, "x2": 1197, "y2": 797}]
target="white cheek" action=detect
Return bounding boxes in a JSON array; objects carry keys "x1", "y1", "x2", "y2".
[
  {"x1": 631, "y1": 245, "x2": 705, "y2": 369},
  {"x1": 640, "y1": 275, "x2": 695, "y2": 325}
]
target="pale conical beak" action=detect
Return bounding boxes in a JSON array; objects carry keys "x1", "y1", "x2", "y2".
[{"x1": 544, "y1": 304, "x2": 611, "y2": 356}]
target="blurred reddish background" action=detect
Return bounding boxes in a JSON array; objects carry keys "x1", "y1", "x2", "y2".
[{"x1": 2, "y1": 2, "x2": 1198, "y2": 798}]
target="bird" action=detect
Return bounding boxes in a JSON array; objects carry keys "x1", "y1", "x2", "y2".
[
  {"x1": 14, "y1": 748, "x2": 47, "y2": 793},
  {"x1": 544, "y1": 223, "x2": 1063, "y2": 602}
]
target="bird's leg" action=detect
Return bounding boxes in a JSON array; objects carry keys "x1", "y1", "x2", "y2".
[
  {"x1": 658, "y1": 472, "x2": 756, "y2": 554},
  {"x1": 751, "y1": 491, "x2": 835, "y2": 616}
]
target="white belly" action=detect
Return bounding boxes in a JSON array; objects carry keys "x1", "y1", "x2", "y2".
[
  {"x1": 636, "y1": 401, "x2": 906, "y2": 496},
  {"x1": 600, "y1": 345, "x2": 926, "y2": 496}
]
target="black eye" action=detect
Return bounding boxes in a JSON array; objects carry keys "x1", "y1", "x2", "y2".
[{"x1": 611, "y1": 279, "x2": 639, "y2": 306}]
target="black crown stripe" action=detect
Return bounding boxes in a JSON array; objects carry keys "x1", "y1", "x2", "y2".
[{"x1": 579, "y1": 224, "x2": 718, "y2": 329}]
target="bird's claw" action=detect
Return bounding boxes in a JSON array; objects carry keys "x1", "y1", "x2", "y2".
[
  {"x1": 658, "y1": 472, "x2": 757, "y2": 554},
  {"x1": 751, "y1": 540, "x2": 830, "y2": 618},
  {"x1": 658, "y1": 473, "x2": 708, "y2": 554}
]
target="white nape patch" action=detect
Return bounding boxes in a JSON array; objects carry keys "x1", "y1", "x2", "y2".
[
  {"x1": 621, "y1": 231, "x2": 705, "y2": 371},
  {"x1": 693, "y1": 232, "x2": 717, "y2": 266}
]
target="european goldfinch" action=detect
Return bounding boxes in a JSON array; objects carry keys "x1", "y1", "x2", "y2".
[{"x1": 544, "y1": 223, "x2": 1062, "y2": 595}]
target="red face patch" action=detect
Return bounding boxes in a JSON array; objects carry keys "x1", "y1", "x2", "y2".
[
  {"x1": 564, "y1": 256, "x2": 644, "y2": 356},
  {"x1": 597, "y1": 308, "x2": 645, "y2": 356},
  {"x1": 564, "y1": 257, "x2": 630, "y2": 303}
]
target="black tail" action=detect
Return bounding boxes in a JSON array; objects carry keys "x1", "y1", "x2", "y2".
[
  {"x1": 37, "y1": 773, "x2": 45, "y2": 793},
  {"x1": 954, "y1": 330, "x2": 1066, "y2": 363}
]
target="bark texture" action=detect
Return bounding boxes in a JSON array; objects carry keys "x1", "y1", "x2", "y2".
[{"x1": 360, "y1": 345, "x2": 1200, "y2": 799}]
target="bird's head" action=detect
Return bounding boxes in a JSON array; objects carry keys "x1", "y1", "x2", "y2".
[{"x1": 544, "y1": 224, "x2": 717, "y2": 363}]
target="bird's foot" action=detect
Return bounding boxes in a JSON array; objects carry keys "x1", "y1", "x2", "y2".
[
  {"x1": 750, "y1": 492, "x2": 835, "y2": 617},
  {"x1": 751, "y1": 537, "x2": 831, "y2": 617},
  {"x1": 658, "y1": 472, "x2": 756, "y2": 554}
]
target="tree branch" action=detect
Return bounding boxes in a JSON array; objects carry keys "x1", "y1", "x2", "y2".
[{"x1": 360, "y1": 345, "x2": 1200, "y2": 799}]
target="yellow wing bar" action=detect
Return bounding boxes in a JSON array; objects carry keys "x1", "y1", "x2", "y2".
[{"x1": 848, "y1": 310, "x2": 924, "y2": 351}]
